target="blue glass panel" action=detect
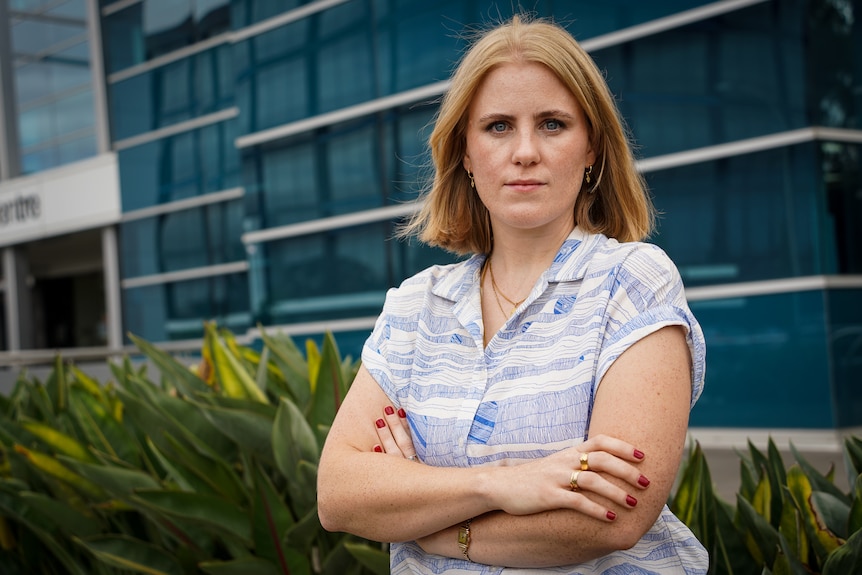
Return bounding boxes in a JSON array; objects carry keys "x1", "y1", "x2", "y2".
[
  {"x1": 103, "y1": 3, "x2": 145, "y2": 73},
  {"x1": 231, "y1": 0, "x2": 303, "y2": 29},
  {"x1": 253, "y1": 222, "x2": 457, "y2": 325},
  {"x1": 822, "y1": 143, "x2": 862, "y2": 274},
  {"x1": 119, "y1": 198, "x2": 245, "y2": 279},
  {"x1": 119, "y1": 119, "x2": 239, "y2": 211},
  {"x1": 110, "y1": 43, "x2": 233, "y2": 142},
  {"x1": 591, "y1": 1, "x2": 808, "y2": 156},
  {"x1": 690, "y1": 290, "x2": 833, "y2": 428},
  {"x1": 647, "y1": 143, "x2": 833, "y2": 287},
  {"x1": 243, "y1": 105, "x2": 435, "y2": 231},
  {"x1": 827, "y1": 288, "x2": 862, "y2": 427},
  {"x1": 104, "y1": 0, "x2": 229, "y2": 73},
  {"x1": 123, "y1": 273, "x2": 250, "y2": 342}
]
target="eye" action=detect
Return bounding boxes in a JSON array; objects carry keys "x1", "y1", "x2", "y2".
[
  {"x1": 543, "y1": 119, "x2": 565, "y2": 131},
  {"x1": 486, "y1": 121, "x2": 508, "y2": 133}
]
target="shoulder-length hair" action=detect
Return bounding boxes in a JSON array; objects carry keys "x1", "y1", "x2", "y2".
[{"x1": 400, "y1": 15, "x2": 655, "y2": 255}]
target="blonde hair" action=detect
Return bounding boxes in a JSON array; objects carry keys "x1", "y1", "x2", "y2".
[{"x1": 401, "y1": 15, "x2": 654, "y2": 255}]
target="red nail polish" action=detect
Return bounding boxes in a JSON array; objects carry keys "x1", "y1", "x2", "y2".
[
  {"x1": 626, "y1": 495, "x2": 637, "y2": 507},
  {"x1": 606, "y1": 511, "x2": 616, "y2": 521},
  {"x1": 375, "y1": 419, "x2": 385, "y2": 428},
  {"x1": 384, "y1": 406, "x2": 395, "y2": 415},
  {"x1": 373, "y1": 445, "x2": 383, "y2": 452},
  {"x1": 638, "y1": 475, "x2": 650, "y2": 487},
  {"x1": 397, "y1": 408, "x2": 406, "y2": 418},
  {"x1": 633, "y1": 449, "x2": 645, "y2": 459}
]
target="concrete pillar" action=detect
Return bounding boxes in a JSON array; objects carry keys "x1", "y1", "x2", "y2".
[
  {"x1": 3, "y1": 246, "x2": 33, "y2": 350},
  {"x1": 101, "y1": 226, "x2": 123, "y2": 349}
]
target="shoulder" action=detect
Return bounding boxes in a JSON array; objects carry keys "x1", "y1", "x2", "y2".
[
  {"x1": 582, "y1": 234, "x2": 680, "y2": 284},
  {"x1": 385, "y1": 257, "x2": 477, "y2": 303}
]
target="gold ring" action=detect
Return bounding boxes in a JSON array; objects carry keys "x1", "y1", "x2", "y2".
[
  {"x1": 580, "y1": 452, "x2": 590, "y2": 471},
  {"x1": 570, "y1": 470, "x2": 581, "y2": 491}
]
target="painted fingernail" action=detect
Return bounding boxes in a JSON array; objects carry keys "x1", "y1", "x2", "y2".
[
  {"x1": 638, "y1": 475, "x2": 650, "y2": 487},
  {"x1": 384, "y1": 406, "x2": 395, "y2": 415},
  {"x1": 373, "y1": 445, "x2": 383, "y2": 452},
  {"x1": 633, "y1": 449, "x2": 645, "y2": 459},
  {"x1": 626, "y1": 495, "x2": 638, "y2": 507},
  {"x1": 397, "y1": 408, "x2": 407, "y2": 418},
  {"x1": 375, "y1": 419, "x2": 386, "y2": 428},
  {"x1": 606, "y1": 511, "x2": 617, "y2": 521}
]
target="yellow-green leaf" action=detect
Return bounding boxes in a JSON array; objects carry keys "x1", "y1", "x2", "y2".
[
  {"x1": 13, "y1": 445, "x2": 105, "y2": 500},
  {"x1": 19, "y1": 419, "x2": 97, "y2": 463},
  {"x1": 74, "y1": 534, "x2": 184, "y2": 575}
]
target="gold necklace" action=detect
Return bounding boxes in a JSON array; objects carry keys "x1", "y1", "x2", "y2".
[{"x1": 487, "y1": 258, "x2": 526, "y2": 316}]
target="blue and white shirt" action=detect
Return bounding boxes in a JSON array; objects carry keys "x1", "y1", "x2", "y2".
[{"x1": 362, "y1": 227, "x2": 708, "y2": 574}]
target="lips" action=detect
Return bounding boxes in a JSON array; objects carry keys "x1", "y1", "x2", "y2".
[{"x1": 506, "y1": 179, "x2": 545, "y2": 191}]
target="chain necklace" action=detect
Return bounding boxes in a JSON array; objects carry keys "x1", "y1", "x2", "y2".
[{"x1": 486, "y1": 258, "x2": 526, "y2": 316}]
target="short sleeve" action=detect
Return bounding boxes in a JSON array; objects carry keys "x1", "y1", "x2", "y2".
[
  {"x1": 361, "y1": 288, "x2": 401, "y2": 404},
  {"x1": 595, "y1": 244, "x2": 706, "y2": 408}
]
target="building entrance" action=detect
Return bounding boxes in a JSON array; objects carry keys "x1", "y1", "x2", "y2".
[{"x1": 26, "y1": 229, "x2": 106, "y2": 349}]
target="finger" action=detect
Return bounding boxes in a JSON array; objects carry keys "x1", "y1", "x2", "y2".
[
  {"x1": 565, "y1": 489, "x2": 619, "y2": 522},
  {"x1": 580, "y1": 434, "x2": 646, "y2": 462},
  {"x1": 374, "y1": 417, "x2": 403, "y2": 456},
  {"x1": 568, "y1": 470, "x2": 639, "y2": 511},
  {"x1": 383, "y1": 406, "x2": 418, "y2": 459},
  {"x1": 573, "y1": 450, "x2": 651, "y2": 491}
]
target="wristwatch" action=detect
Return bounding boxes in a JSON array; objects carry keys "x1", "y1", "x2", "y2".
[{"x1": 458, "y1": 518, "x2": 473, "y2": 561}]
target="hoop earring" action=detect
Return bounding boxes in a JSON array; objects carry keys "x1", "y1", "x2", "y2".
[{"x1": 467, "y1": 171, "x2": 475, "y2": 189}]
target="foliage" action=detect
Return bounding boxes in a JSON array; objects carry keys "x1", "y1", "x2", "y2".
[
  {"x1": 672, "y1": 437, "x2": 862, "y2": 573},
  {"x1": 0, "y1": 323, "x2": 389, "y2": 575}
]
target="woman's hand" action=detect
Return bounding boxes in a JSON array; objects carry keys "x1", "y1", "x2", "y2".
[
  {"x1": 371, "y1": 407, "x2": 649, "y2": 524},
  {"x1": 372, "y1": 404, "x2": 421, "y2": 462},
  {"x1": 487, "y1": 435, "x2": 649, "y2": 521}
]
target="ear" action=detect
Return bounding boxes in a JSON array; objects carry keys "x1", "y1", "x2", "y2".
[
  {"x1": 586, "y1": 145, "x2": 596, "y2": 169},
  {"x1": 462, "y1": 154, "x2": 472, "y2": 174}
]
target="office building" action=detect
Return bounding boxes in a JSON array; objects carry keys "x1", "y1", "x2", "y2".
[{"x1": 1, "y1": 0, "x2": 860, "y2": 431}]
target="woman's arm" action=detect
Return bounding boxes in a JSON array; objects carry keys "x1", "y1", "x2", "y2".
[
  {"x1": 317, "y1": 366, "x2": 648, "y2": 544},
  {"x1": 410, "y1": 325, "x2": 694, "y2": 566}
]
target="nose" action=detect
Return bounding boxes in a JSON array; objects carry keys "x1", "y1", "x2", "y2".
[{"x1": 511, "y1": 130, "x2": 540, "y2": 166}]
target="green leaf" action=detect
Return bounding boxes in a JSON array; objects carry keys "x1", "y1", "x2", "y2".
[
  {"x1": 848, "y1": 474, "x2": 862, "y2": 534},
  {"x1": 810, "y1": 491, "x2": 850, "y2": 540},
  {"x1": 778, "y1": 489, "x2": 809, "y2": 566},
  {"x1": 844, "y1": 437, "x2": 862, "y2": 486},
  {"x1": 58, "y1": 456, "x2": 161, "y2": 499},
  {"x1": 259, "y1": 328, "x2": 311, "y2": 408},
  {"x1": 344, "y1": 541, "x2": 390, "y2": 575},
  {"x1": 18, "y1": 419, "x2": 98, "y2": 464},
  {"x1": 790, "y1": 442, "x2": 851, "y2": 506},
  {"x1": 129, "y1": 333, "x2": 211, "y2": 397},
  {"x1": 251, "y1": 463, "x2": 311, "y2": 575},
  {"x1": 670, "y1": 442, "x2": 715, "y2": 547},
  {"x1": 736, "y1": 494, "x2": 780, "y2": 566},
  {"x1": 284, "y1": 504, "x2": 321, "y2": 553},
  {"x1": 18, "y1": 491, "x2": 101, "y2": 537},
  {"x1": 307, "y1": 333, "x2": 349, "y2": 446},
  {"x1": 273, "y1": 397, "x2": 319, "y2": 480},
  {"x1": 206, "y1": 323, "x2": 267, "y2": 403},
  {"x1": 712, "y1": 497, "x2": 759, "y2": 575},
  {"x1": 785, "y1": 465, "x2": 842, "y2": 564},
  {"x1": 823, "y1": 526, "x2": 862, "y2": 575},
  {"x1": 197, "y1": 403, "x2": 275, "y2": 463},
  {"x1": 68, "y1": 387, "x2": 139, "y2": 466},
  {"x1": 321, "y1": 539, "x2": 363, "y2": 575},
  {"x1": 199, "y1": 557, "x2": 283, "y2": 575},
  {"x1": 131, "y1": 489, "x2": 251, "y2": 544},
  {"x1": 773, "y1": 532, "x2": 811, "y2": 575},
  {"x1": 74, "y1": 534, "x2": 184, "y2": 575}
]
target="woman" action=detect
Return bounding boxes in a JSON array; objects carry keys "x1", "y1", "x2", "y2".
[{"x1": 317, "y1": 15, "x2": 707, "y2": 574}]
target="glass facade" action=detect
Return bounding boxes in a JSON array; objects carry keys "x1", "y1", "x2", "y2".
[
  {"x1": 6, "y1": 0, "x2": 98, "y2": 174},
  {"x1": 4, "y1": 0, "x2": 856, "y2": 426}
]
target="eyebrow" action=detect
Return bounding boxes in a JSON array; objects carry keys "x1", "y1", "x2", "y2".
[{"x1": 477, "y1": 110, "x2": 578, "y2": 123}]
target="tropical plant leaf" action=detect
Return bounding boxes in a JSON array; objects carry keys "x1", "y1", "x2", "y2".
[
  {"x1": 810, "y1": 491, "x2": 850, "y2": 540},
  {"x1": 197, "y1": 403, "x2": 275, "y2": 463},
  {"x1": 345, "y1": 541, "x2": 390, "y2": 575},
  {"x1": 284, "y1": 504, "x2": 321, "y2": 553},
  {"x1": 129, "y1": 333, "x2": 210, "y2": 397},
  {"x1": 790, "y1": 442, "x2": 850, "y2": 506},
  {"x1": 131, "y1": 489, "x2": 251, "y2": 545},
  {"x1": 18, "y1": 491, "x2": 101, "y2": 537},
  {"x1": 13, "y1": 445, "x2": 105, "y2": 500},
  {"x1": 68, "y1": 387, "x2": 139, "y2": 466},
  {"x1": 199, "y1": 556, "x2": 284, "y2": 575},
  {"x1": 848, "y1": 474, "x2": 862, "y2": 534},
  {"x1": 737, "y1": 494, "x2": 780, "y2": 566},
  {"x1": 712, "y1": 496, "x2": 759, "y2": 575},
  {"x1": 822, "y1": 525, "x2": 862, "y2": 575},
  {"x1": 259, "y1": 328, "x2": 311, "y2": 408},
  {"x1": 307, "y1": 333, "x2": 349, "y2": 446},
  {"x1": 321, "y1": 539, "x2": 364, "y2": 575},
  {"x1": 773, "y1": 532, "x2": 811, "y2": 575},
  {"x1": 206, "y1": 323, "x2": 267, "y2": 403},
  {"x1": 58, "y1": 456, "x2": 161, "y2": 499},
  {"x1": 273, "y1": 397, "x2": 319, "y2": 480},
  {"x1": 778, "y1": 489, "x2": 809, "y2": 566},
  {"x1": 785, "y1": 465, "x2": 842, "y2": 565},
  {"x1": 74, "y1": 534, "x2": 184, "y2": 575},
  {"x1": 250, "y1": 463, "x2": 311, "y2": 575},
  {"x1": 844, "y1": 437, "x2": 862, "y2": 488},
  {"x1": 18, "y1": 419, "x2": 97, "y2": 464}
]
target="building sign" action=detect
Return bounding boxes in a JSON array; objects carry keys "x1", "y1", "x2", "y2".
[
  {"x1": 0, "y1": 193, "x2": 41, "y2": 227},
  {"x1": 0, "y1": 153, "x2": 121, "y2": 247}
]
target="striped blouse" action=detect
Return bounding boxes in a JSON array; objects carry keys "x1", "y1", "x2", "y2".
[{"x1": 362, "y1": 227, "x2": 708, "y2": 574}]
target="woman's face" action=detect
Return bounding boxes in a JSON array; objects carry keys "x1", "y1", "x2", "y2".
[{"x1": 463, "y1": 61, "x2": 595, "y2": 239}]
